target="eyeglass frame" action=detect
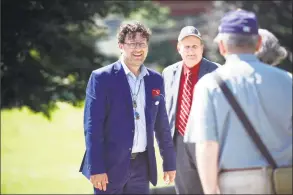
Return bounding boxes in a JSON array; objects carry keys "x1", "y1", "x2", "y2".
[{"x1": 123, "y1": 42, "x2": 148, "y2": 49}]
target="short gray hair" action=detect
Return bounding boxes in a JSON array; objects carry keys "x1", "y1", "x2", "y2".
[
  {"x1": 214, "y1": 33, "x2": 259, "y2": 50},
  {"x1": 256, "y1": 29, "x2": 288, "y2": 66}
]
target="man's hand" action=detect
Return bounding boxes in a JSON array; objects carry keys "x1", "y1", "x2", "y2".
[
  {"x1": 163, "y1": 170, "x2": 176, "y2": 184},
  {"x1": 90, "y1": 173, "x2": 108, "y2": 191}
]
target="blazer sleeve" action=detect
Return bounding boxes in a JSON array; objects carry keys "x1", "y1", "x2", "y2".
[
  {"x1": 154, "y1": 77, "x2": 176, "y2": 172},
  {"x1": 84, "y1": 71, "x2": 108, "y2": 175}
]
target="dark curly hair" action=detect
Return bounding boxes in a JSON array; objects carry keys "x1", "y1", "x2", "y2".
[{"x1": 117, "y1": 21, "x2": 152, "y2": 44}]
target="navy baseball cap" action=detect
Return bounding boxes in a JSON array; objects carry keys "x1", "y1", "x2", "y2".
[
  {"x1": 214, "y1": 9, "x2": 259, "y2": 42},
  {"x1": 178, "y1": 26, "x2": 202, "y2": 41}
]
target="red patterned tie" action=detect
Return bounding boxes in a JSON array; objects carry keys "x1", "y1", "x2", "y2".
[{"x1": 178, "y1": 71, "x2": 193, "y2": 136}]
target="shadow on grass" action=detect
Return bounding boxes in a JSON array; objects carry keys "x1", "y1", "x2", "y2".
[{"x1": 150, "y1": 186, "x2": 176, "y2": 194}]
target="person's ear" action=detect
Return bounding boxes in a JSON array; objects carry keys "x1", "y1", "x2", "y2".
[
  {"x1": 218, "y1": 40, "x2": 226, "y2": 56},
  {"x1": 118, "y1": 42, "x2": 123, "y2": 50},
  {"x1": 177, "y1": 42, "x2": 181, "y2": 54},
  {"x1": 255, "y1": 35, "x2": 262, "y2": 52}
]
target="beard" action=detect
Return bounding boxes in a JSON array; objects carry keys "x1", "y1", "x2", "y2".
[{"x1": 124, "y1": 54, "x2": 146, "y2": 67}]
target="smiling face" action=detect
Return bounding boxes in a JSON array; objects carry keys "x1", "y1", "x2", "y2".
[
  {"x1": 177, "y1": 36, "x2": 204, "y2": 67},
  {"x1": 119, "y1": 32, "x2": 148, "y2": 68}
]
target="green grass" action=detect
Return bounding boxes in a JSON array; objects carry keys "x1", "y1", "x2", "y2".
[{"x1": 1, "y1": 102, "x2": 169, "y2": 194}]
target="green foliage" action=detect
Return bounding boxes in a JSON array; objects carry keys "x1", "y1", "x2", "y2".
[
  {"x1": 147, "y1": 40, "x2": 181, "y2": 67},
  {"x1": 200, "y1": 1, "x2": 292, "y2": 71},
  {"x1": 3, "y1": 0, "x2": 291, "y2": 117},
  {"x1": 128, "y1": 2, "x2": 174, "y2": 29},
  {"x1": 1, "y1": 0, "x2": 170, "y2": 117},
  {"x1": 235, "y1": 1, "x2": 292, "y2": 72}
]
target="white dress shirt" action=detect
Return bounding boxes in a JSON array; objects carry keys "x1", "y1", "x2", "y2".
[{"x1": 121, "y1": 59, "x2": 149, "y2": 153}]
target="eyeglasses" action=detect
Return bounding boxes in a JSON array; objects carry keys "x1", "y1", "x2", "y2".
[{"x1": 124, "y1": 42, "x2": 148, "y2": 49}]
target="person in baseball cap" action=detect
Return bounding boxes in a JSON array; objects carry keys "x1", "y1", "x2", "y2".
[
  {"x1": 161, "y1": 25, "x2": 220, "y2": 194},
  {"x1": 214, "y1": 8, "x2": 259, "y2": 39},
  {"x1": 184, "y1": 8, "x2": 292, "y2": 195},
  {"x1": 213, "y1": 9, "x2": 262, "y2": 57},
  {"x1": 178, "y1": 26, "x2": 203, "y2": 42}
]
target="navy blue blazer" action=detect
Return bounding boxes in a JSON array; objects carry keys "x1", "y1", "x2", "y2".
[{"x1": 80, "y1": 60, "x2": 176, "y2": 186}]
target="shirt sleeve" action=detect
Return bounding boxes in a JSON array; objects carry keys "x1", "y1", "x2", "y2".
[{"x1": 184, "y1": 76, "x2": 219, "y2": 143}]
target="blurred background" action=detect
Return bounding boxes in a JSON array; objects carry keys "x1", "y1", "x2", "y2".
[{"x1": 1, "y1": 0, "x2": 292, "y2": 193}]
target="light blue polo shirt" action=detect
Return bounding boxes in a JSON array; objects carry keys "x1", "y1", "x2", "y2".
[{"x1": 184, "y1": 54, "x2": 292, "y2": 169}]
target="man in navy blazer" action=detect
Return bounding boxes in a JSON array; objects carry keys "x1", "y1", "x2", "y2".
[
  {"x1": 162, "y1": 26, "x2": 220, "y2": 194},
  {"x1": 80, "y1": 21, "x2": 176, "y2": 194}
]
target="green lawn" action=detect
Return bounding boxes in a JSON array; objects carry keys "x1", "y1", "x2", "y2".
[{"x1": 1, "y1": 102, "x2": 169, "y2": 194}]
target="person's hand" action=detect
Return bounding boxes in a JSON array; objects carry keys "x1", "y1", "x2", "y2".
[
  {"x1": 216, "y1": 186, "x2": 221, "y2": 194},
  {"x1": 163, "y1": 170, "x2": 176, "y2": 184},
  {"x1": 90, "y1": 173, "x2": 108, "y2": 191}
]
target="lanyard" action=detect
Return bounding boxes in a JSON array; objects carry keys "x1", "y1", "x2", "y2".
[{"x1": 129, "y1": 77, "x2": 142, "y2": 120}]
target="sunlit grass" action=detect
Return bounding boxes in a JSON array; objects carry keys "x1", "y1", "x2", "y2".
[{"x1": 1, "y1": 102, "x2": 169, "y2": 194}]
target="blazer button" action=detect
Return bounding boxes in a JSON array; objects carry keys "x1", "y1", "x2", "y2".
[{"x1": 129, "y1": 148, "x2": 131, "y2": 151}]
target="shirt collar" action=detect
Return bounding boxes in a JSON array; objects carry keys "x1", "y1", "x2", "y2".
[
  {"x1": 182, "y1": 60, "x2": 201, "y2": 76},
  {"x1": 120, "y1": 58, "x2": 149, "y2": 79},
  {"x1": 225, "y1": 54, "x2": 260, "y2": 64}
]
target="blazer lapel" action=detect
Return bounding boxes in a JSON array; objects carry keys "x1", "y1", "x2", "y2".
[
  {"x1": 114, "y1": 61, "x2": 133, "y2": 115},
  {"x1": 172, "y1": 62, "x2": 183, "y2": 111},
  {"x1": 198, "y1": 58, "x2": 209, "y2": 80},
  {"x1": 143, "y1": 75, "x2": 152, "y2": 130}
]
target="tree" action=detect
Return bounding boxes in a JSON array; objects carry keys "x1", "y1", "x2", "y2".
[
  {"x1": 235, "y1": 0, "x2": 292, "y2": 72},
  {"x1": 147, "y1": 40, "x2": 180, "y2": 69},
  {"x1": 200, "y1": 1, "x2": 292, "y2": 72},
  {"x1": 1, "y1": 0, "x2": 170, "y2": 117}
]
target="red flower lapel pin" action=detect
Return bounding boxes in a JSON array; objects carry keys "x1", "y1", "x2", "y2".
[{"x1": 152, "y1": 89, "x2": 160, "y2": 98}]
